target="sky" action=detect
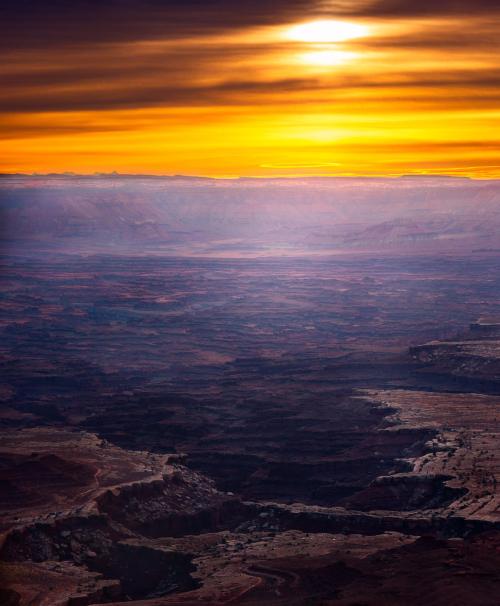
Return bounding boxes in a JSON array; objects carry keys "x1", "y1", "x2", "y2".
[{"x1": 1, "y1": 0, "x2": 500, "y2": 177}]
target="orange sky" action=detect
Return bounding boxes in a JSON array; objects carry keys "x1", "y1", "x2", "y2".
[{"x1": 1, "y1": 1, "x2": 500, "y2": 177}]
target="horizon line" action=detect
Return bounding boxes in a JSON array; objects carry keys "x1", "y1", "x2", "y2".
[{"x1": 2, "y1": 171, "x2": 498, "y2": 182}]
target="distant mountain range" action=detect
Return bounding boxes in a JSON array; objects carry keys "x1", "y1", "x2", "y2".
[{"x1": 1, "y1": 174, "x2": 499, "y2": 256}]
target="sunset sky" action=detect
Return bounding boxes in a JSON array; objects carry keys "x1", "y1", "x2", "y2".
[{"x1": 1, "y1": 1, "x2": 500, "y2": 177}]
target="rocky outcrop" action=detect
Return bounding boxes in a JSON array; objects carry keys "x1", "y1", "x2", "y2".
[
  {"x1": 339, "y1": 473, "x2": 466, "y2": 511},
  {"x1": 0, "y1": 428, "x2": 241, "y2": 603},
  {"x1": 410, "y1": 320, "x2": 500, "y2": 384},
  {"x1": 411, "y1": 341, "x2": 500, "y2": 382},
  {"x1": 96, "y1": 470, "x2": 244, "y2": 538},
  {"x1": 241, "y1": 501, "x2": 499, "y2": 538},
  {"x1": 0, "y1": 514, "x2": 198, "y2": 600}
]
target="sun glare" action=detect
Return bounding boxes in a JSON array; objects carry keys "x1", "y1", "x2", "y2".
[
  {"x1": 299, "y1": 49, "x2": 357, "y2": 67},
  {"x1": 286, "y1": 19, "x2": 369, "y2": 43}
]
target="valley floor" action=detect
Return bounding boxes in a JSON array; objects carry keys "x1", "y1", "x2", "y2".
[{"x1": 2, "y1": 252, "x2": 500, "y2": 605}]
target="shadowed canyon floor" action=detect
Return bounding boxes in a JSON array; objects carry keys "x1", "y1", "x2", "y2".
[{"x1": 2, "y1": 252, "x2": 500, "y2": 605}]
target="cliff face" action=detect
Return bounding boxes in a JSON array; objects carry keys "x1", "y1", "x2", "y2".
[
  {"x1": 4, "y1": 377, "x2": 500, "y2": 605},
  {"x1": 410, "y1": 319, "x2": 500, "y2": 383},
  {"x1": 0, "y1": 428, "x2": 242, "y2": 604}
]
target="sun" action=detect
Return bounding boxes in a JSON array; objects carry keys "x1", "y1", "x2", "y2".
[{"x1": 285, "y1": 19, "x2": 369, "y2": 43}]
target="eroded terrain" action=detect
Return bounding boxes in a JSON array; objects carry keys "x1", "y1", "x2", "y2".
[{"x1": 2, "y1": 252, "x2": 500, "y2": 605}]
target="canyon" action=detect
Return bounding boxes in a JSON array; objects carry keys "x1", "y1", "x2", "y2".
[{"x1": 1, "y1": 175, "x2": 500, "y2": 604}]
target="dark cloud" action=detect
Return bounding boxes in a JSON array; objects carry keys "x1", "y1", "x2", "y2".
[
  {"x1": 3, "y1": 64, "x2": 500, "y2": 114},
  {"x1": 354, "y1": 0, "x2": 500, "y2": 17},
  {"x1": 356, "y1": 24, "x2": 500, "y2": 51},
  {"x1": 0, "y1": 0, "x2": 319, "y2": 51},
  {"x1": 339, "y1": 71, "x2": 500, "y2": 90},
  {"x1": 0, "y1": 42, "x2": 295, "y2": 89},
  {"x1": 2, "y1": 0, "x2": 499, "y2": 53},
  {"x1": 0, "y1": 77, "x2": 321, "y2": 113}
]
